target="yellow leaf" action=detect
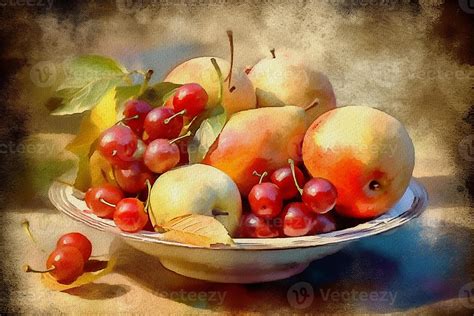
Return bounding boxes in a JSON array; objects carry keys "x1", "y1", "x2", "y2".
[
  {"x1": 41, "y1": 258, "x2": 116, "y2": 292},
  {"x1": 89, "y1": 150, "x2": 116, "y2": 187},
  {"x1": 157, "y1": 214, "x2": 234, "y2": 247},
  {"x1": 66, "y1": 88, "x2": 118, "y2": 191}
]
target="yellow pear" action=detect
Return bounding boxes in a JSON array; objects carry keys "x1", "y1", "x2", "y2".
[
  {"x1": 164, "y1": 57, "x2": 256, "y2": 115},
  {"x1": 203, "y1": 106, "x2": 307, "y2": 195},
  {"x1": 248, "y1": 49, "x2": 336, "y2": 125},
  {"x1": 149, "y1": 164, "x2": 242, "y2": 235}
]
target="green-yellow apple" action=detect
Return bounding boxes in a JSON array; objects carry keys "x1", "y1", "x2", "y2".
[
  {"x1": 149, "y1": 164, "x2": 242, "y2": 235},
  {"x1": 302, "y1": 106, "x2": 415, "y2": 219},
  {"x1": 247, "y1": 49, "x2": 336, "y2": 125},
  {"x1": 164, "y1": 57, "x2": 256, "y2": 115},
  {"x1": 203, "y1": 106, "x2": 307, "y2": 195}
]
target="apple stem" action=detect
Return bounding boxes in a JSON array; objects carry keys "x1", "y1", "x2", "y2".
[
  {"x1": 212, "y1": 209, "x2": 229, "y2": 216},
  {"x1": 270, "y1": 48, "x2": 276, "y2": 59},
  {"x1": 139, "y1": 69, "x2": 154, "y2": 95},
  {"x1": 23, "y1": 264, "x2": 55, "y2": 274},
  {"x1": 288, "y1": 159, "x2": 303, "y2": 195},
  {"x1": 369, "y1": 180, "x2": 381, "y2": 191},
  {"x1": 164, "y1": 109, "x2": 186, "y2": 124},
  {"x1": 225, "y1": 30, "x2": 234, "y2": 91},
  {"x1": 229, "y1": 86, "x2": 236, "y2": 93},
  {"x1": 304, "y1": 98, "x2": 319, "y2": 112},
  {"x1": 252, "y1": 170, "x2": 268, "y2": 184},
  {"x1": 21, "y1": 220, "x2": 46, "y2": 253},
  {"x1": 111, "y1": 150, "x2": 117, "y2": 157},
  {"x1": 99, "y1": 198, "x2": 116, "y2": 208},
  {"x1": 169, "y1": 131, "x2": 192, "y2": 145}
]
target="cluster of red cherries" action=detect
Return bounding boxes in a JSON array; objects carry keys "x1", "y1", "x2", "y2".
[
  {"x1": 85, "y1": 83, "x2": 209, "y2": 233},
  {"x1": 25, "y1": 232, "x2": 93, "y2": 284},
  {"x1": 240, "y1": 160, "x2": 338, "y2": 238}
]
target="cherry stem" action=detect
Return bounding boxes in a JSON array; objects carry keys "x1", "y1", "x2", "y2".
[
  {"x1": 304, "y1": 98, "x2": 319, "y2": 112},
  {"x1": 122, "y1": 114, "x2": 140, "y2": 122},
  {"x1": 139, "y1": 69, "x2": 154, "y2": 95},
  {"x1": 212, "y1": 209, "x2": 229, "y2": 216},
  {"x1": 288, "y1": 159, "x2": 303, "y2": 195},
  {"x1": 23, "y1": 264, "x2": 55, "y2": 274},
  {"x1": 252, "y1": 170, "x2": 268, "y2": 184},
  {"x1": 169, "y1": 131, "x2": 192, "y2": 145},
  {"x1": 225, "y1": 30, "x2": 234, "y2": 91},
  {"x1": 99, "y1": 198, "x2": 116, "y2": 208},
  {"x1": 270, "y1": 48, "x2": 276, "y2": 59},
  {"x1": 211, "y1": 58, "x2": 224, "y2": 105},
  {"x1": 21, "y1": 220, "x2": 46, "y2": 253},
  {"x1": 164, "y1": 109, "x2": 186, "y2": 124}
]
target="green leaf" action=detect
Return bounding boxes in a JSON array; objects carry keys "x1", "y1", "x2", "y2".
[
  {"x1": 138, "y1": 82, "x2": 182, "y2": 107},
  {"x1": 59, "y1": 55, "x2": 127, "y2": 90},
  {"x1": 188, "y1": 105, "x2": 227, "y2": 164},
  {"x1": 52, "y1": 77, "x2": 125, "y2": 115},
  {"x1": 115, "y1": 84, "x2": 141, "y2": 114}
]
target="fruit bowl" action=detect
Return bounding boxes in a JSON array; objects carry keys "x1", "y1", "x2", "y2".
[{"x1": 49, "y1": 178, "x2": 428, "y2": 283}]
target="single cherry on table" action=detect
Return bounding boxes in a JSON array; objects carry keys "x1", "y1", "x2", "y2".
[{"x1": 56, "y1": 232, "x2": 92, "y2": 262}]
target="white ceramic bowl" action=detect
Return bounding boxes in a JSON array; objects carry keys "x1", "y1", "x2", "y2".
[{"x1": 49, "y1": 179, "x2": 428, "y2": 283}]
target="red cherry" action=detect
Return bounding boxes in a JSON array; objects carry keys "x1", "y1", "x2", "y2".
[
  {"x1": 114, "y1": 198, "x2": 149, "y2": 233},
  {"x1": 115, "y1": 162, "x2": 155, "y2": 194},
  {"x1": 143, "y1": 139, "x2": 180, "y2": 173},
  {"x1": 270, "y1": 166, "x2": 305, "y2": 200},
  {"x1": 310, "y1": 213, "x2": 337, "y2": 235},
  {"x1": 239, "y1": 213, "x2": 279, "y2": 238},
  {"x1": 122, "y1": 100, "x2": 152, "y2": 135},
  {"x1": 56, "y1": 233, "x2": 92, "y2": 262},
  {"x1": 280, "y1": 202, "x2": 314, "y2": 237},
  {"x1": 98, "y1": 125, "x2": 138, "y2": 169},
  {"x1": 85, "y1": 184, "x2": 124, "y2": 219},
  {"x1": 248, "y1": 182, "x2": 283, "y2": 219},
  {"x1": 302, "y1": 178, "x2": 337, "y2": 214},
  {"x1": 46, "y1": 246, "x2": 85, "y2": 284},
  {"x1": 173, "y1": 83, "x2": 208, "y2": 117},
  {"x1": 143, "y1": 107, "x2": 183, "y2": 142}
]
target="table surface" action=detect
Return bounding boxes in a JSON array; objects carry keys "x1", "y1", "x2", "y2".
[{"x1": 2, "y1": 134, "x2": 473, "y2": 315}]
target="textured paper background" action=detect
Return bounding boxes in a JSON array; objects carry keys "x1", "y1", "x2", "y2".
[{"x1": 0, "y1": 0, "x2": 473, "y2": 314}]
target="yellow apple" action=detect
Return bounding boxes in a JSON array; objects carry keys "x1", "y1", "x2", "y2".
[{"x1": 149, "y1": 164, "x2": 242, "y2": 235}]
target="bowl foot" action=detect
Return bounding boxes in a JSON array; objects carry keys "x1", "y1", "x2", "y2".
[{"x1": 160, "y1": 259, "x2": 310, "y2": 283}]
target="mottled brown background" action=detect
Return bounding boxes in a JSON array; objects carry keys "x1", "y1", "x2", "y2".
[{"x1": 0, "y1": 0, "x2": 473, "y2": 314}]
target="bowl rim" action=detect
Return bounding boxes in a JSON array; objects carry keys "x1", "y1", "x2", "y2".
[{"x1": 48, "y1": 178, "x2": 428, "y2": 251}]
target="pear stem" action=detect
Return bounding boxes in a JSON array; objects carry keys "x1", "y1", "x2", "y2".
[
  {"x1": 139, "y1": 69, "x2": 154, "y2": 95},
  {"x1": 225, "y1": 30, "x2": 234, "y2": 91},
  {"x1": 288, "y1": 159, "x2": 303, "y2": 195},
  {"x1": 23, "y1": 264, "x2": 55, "y2": 274},
  {"x1": 252, "y1": 171, "x2": 268, "y2": 184},
  {"x1": 212, "y1": 209, "x2": 229, "y2": 216},
  {"x1": 169, "y1": 131, "x2": 192, "y2": 145},
  {"x1": 164, "y1": 109, "x2": 186, "y2": 124},
  {"x1": 270, "y1": 48, "x2": 276, "y2": 59},
  {"x1": 304, "y1": 98, "x2": 319, "y2": 112},
  {"x1": 99, "y1": 198, "x2": 116, "y2": 208},
  {"x1": 21, "y1": 220, "x2": 46, "y2": 253}
]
